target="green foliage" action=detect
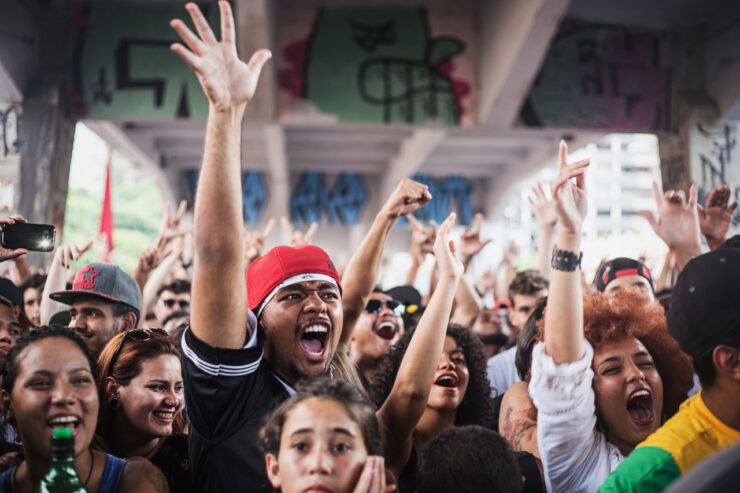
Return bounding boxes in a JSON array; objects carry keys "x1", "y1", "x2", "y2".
[{"x1": 62, "y1": 167, "x2": 163, "y2": 274}]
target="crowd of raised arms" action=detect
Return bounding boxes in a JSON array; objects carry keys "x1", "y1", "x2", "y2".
[{"x1": 0, "y1": 3, "x2": 739, "y2": 492}]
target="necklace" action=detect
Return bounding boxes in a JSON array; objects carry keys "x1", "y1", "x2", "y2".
[{"x1": 11, "y1": 448, "x2": 94, "y2": 491}]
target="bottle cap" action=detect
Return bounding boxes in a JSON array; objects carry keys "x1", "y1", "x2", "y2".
[{"x1": 53, "y1": 427, "x2": 72, "y2": 439}]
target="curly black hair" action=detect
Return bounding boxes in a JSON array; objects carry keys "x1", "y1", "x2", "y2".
[{"x1": 371, "y1": 324, "x2": 493, "y2": 427}]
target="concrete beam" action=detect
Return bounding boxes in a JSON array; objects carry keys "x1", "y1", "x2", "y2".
[
  {"x1": 83, "y1": 120, "x2": 176, "y2": 207},
  {"x1": 236, "y1": 0, "x2": 276, "y2": 121},
  {"x1": 381, "y1": 128, "x2": 447, "y2": 199},
  {"x1": 263, "y1": 124, "x2": 289, "y2": 220},
  {"x1": 477, "y1": 0, "x2": 571, "y2": 128}
]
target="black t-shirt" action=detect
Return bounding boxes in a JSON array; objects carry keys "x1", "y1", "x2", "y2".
[
  {"x1": 181, "y1": 322, "x2": 291, "y2": 493},
  {"x1": 150, "y1": 433, "x2": 194, "y2": 493}
]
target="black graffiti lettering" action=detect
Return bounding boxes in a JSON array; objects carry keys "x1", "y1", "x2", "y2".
[
  {"x1": 699, "y1": 154, "x2": 726, "y2": 190},
  {"x1": 115, "y1": 38, "x2": 173, "y2": 107},
  {"x1": 349, "y1": 18, "x2": 396, "y2": 53},
  {"x1": 578, "y1": 38, "x2": 603, "y2": 96}
]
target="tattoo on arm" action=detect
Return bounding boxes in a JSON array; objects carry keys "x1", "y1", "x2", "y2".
[{"x1": 501, "y1": 406, "x2": 537, "y2": 451}]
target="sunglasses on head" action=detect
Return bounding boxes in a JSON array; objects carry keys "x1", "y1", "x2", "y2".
[
  {"x1": 108, "y1": 328, "x2": 169, "y2": 375},
  {"x1": 364, "y1": 299, "x2": 405, "y2": 316},
  {"x1": 163, "y1": 299, "x2": 190, "y2": 310}
]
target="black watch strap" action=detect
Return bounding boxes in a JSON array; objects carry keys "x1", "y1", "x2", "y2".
[{"x1": 551, "y1": 247, "x2": 582, "y2": 272}]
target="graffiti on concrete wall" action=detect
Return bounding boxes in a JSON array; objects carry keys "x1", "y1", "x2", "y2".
[
  {"x1": 290, "y1": 172, "x2": 368, "y2": 226},
  {"x1": 523, "y1": 23, "x2": 670, "y2": 132},
  {"x1": 691, "y1": 116, "x2": 740, "y2": 226},
  {"x1": 401, "y1": 174, "x2": 472, "y2": 226},
  {"x1": 71, "y1": 3, "x2": 216, "y2": 119},
  {"x1": 189, "y1": 170, "x2": 268, "y2": 224},
  {"x1": 0, "y1": 103, "x2": 21, "y2": 158},
  {"x1": 278, "y1": 6, "x2": 474, "y2": 125}
]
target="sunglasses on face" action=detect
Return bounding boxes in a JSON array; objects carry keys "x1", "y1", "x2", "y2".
[
  {"x1": 162, "y1": 299, "x2": 190, "y2": 310},
  {"x1": 108, "y1": 328, "x2": 169, "y2": 374},
  {"x1": 364, "y1": 299, "x2": 405, "y2": 316}
]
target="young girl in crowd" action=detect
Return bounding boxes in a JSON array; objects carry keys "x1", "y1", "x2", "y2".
[
  {"x1": 528, "y1": 142, "x2": 693, "y2": 492},
  {"x1": 258, "y1": 377, "x2": 387, "y2": 493},
  {"x1": 369, "y1": 213, "x2": 494, "y2": 491},
  {"x1": 0, "y1": 326, "x2": 168, "y2": 492},
  {"x1": 95, "y1": 328, "x2": 192, "y2": 493}
]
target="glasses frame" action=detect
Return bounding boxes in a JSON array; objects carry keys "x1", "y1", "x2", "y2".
[
  {"x1": 364, "y1": 299, "x2": 406, "y2": 316},
  {"x1": 107, "y1": 328, "x2": 169, "y2": 377}
]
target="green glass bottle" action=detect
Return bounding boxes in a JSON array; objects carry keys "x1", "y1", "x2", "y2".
[{"x1": 39, "y1": 427, "x2": 87, "y2": 493}]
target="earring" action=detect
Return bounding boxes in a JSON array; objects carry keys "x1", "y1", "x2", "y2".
[{"x1": 109, "y1": 397, "x2": 121, "y2": 410}]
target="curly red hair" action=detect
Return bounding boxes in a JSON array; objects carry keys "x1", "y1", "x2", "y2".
[{"x1": 582, "y1": 291, "x2": 694, "y2": 417}]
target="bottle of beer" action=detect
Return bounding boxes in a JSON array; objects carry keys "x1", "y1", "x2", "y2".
[{"x1": 39, "y1": 427, "x2": 87, "y2": 492}]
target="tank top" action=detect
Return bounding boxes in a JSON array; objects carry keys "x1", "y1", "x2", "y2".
[{"x1": 0, "y1": 453, "x2": 128, "y2": 492}]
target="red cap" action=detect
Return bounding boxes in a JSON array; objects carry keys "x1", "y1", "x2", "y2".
[{"x1": 247, "y1": 245, "x2": 342, "y2": 313}]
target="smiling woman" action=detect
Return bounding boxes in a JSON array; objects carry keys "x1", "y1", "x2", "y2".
[
  {"x1": 0, "y1": 326, "x2": 169, "y2": 492},
  {"x1": 95, "y1": 329, "x2": 191, "y2": 493}
]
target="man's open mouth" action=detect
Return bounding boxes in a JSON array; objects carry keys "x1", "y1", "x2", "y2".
[
  {"x1": 434, "y1": 374, "x2": 458, "y2": 388},
  {"x1": 374, "y1": 320, "x2": 397, "y2": 341},
  {"x1": 627, "y1": 389, "x2": 654, "y2": 425},
  {"x1": 299, "y1": 324, "x2": 329, "y2": 360}
]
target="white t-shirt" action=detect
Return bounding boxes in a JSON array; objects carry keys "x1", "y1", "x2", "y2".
[
  {"x1": 528, "y1": 341, "x2": 625, "y2": 493},
  {"x1": 486, "y1": 346, "x2": 520, "y2": 398}
]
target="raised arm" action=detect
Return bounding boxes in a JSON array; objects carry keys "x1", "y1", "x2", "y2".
[
  {"x1": 544, "y1": 141, "x2": 589, "y2": 364},
  {"x1": 404, "y1": 213, "x2": 434, "y2": 286},
  {"x1": 639, "y1": 181, "x2": 702, "y2": 270},
  {"x1": 170, "y1": 1, "x2": 271, "y2": 348},
  {"x1": 697, "y1": 184, "x2": 737, "y2": 251},
  {"x1": 340, "y1": 179, "x2": 431, "y2": 344},
  {"x1": 40, "y1": 242, "x2": 92, "y2": 325},
  {"x1": 376, "y1": 213, "x2": 463, "y2": 476},
  {"x1": 529, "y1": 183, "x2": 558, "y2": 280},
  {"x1": 450, "y1": 213, "x2": 488, "y2": 327}
]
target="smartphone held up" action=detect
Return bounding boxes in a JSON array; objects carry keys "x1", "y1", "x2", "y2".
[{"x1": 1, "y1": 222, "x2": 56, "y2": 252}]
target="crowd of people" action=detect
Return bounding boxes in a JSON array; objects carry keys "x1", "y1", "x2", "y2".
[{"x1": 0, "y1": 2, "x2": 738, "y2": 492}]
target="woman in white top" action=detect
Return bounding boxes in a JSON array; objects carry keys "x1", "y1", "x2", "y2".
[{"x1": 528, "y1": 141, "x2": 693, "y2": 493}]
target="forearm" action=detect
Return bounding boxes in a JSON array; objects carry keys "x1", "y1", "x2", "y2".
[
  {"x1": 12, "y1": 256, "x2": 32, "y2": 283},
  {"x1": 340, "y1": 212, "x2": 395, "y2": 343},
  {"x1": 544, "y1": 231, "x2": 584, "y2": 364},
  {"x1": 405, "y1": 258, "x2": 421, "y2": 286},
  {"x1": 536, "y1": 226, "x2": 556, "y2": 280},
  {"x1": 141, "y1": 252, "x2": 181, "y2": 314},
  {"x1": 672, "y1": 242, "x2": 702, "y2": 270},
  {"x1": 450, "y1": 274, "x2": 482, "y2": 328},
  {"x1": 40, "y1": 257, "x2": 67, "y2": 325}
]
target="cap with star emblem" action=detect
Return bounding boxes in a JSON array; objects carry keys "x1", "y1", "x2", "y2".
[{"x1": 50, "y1": 262, "x2": 142, "y2": 313}]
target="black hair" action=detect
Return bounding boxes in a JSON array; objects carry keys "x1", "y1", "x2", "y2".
[
  {"x1": 719, "y1": 234, "x2": 740, "y2": 249},
  {"x1": 258, "y1": 378, "x2": 382, "y2": 457},
  {"x1": 111, "y1": 302, "x2": 140, "y2": 327},
  {"x1": 417, "y1": 425, "x2": 522, "y2": 493},
  {"x1": 2, "y1": 326, "x2": 96, "y2": 396},
  {"x1": 515, "y1": 296, "x2": 547, "y2": 380},
  {"x1": 19, "y1": 273, "x2": 46, "y2": 294},
  {"x1": 162, "y1": 310, "x2": 190, "y2": 328},
  {"x1": 371, "y1": 324, "x2": 493, "y2": 427},
  {"x1": 157, "y1": 279, "x2": 192, "y2": 298},
  {"x1": 692, "y1": 331, "x2": 740, "y2": 388},
  {"x1": 508, "y1": 270, "x2": 548, "y2": 306}
]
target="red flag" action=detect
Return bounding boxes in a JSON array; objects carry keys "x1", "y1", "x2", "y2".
[{"x1": 98, "y1": 148, "x2": 114, "y2": 261}]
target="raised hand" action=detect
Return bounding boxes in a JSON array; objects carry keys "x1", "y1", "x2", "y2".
[
  {"x1": 639, "y1": 181, "x2": 703, "y2": 251},
  {"x1": 551, "y1": 141, "x2": 589, "y2": 235},
  {"x1": 433, "y1": 213, "x2": 464, "y2": 281},
  {"x1": 280, "y1": 217, "x2": 317, "y2": 246},
  {"x1": 407, "y1": 214, "x2": 436, "y2": 260},
  {"x1": 0, "y1": 216, "x2": 28, "y2": 262},
  {"x1": 459, "y1": 212, "x2": 492, "y2": 261},
  {"x1": 352, "y1": 456, "x2": 390, "y2": 493},
  {"x1": 529, "y1": 182, "x2": 558, "y2": 231},
  {"x1": 697, "y1": 185, "x2": 737, "y2": 249},
  {"x1": 170, "y1": 1, "x2": 271, "y2": 111},
  {"x1": 54, "y1": 241, "x2": 93, "y2": 269},
  {"x1": 137, "y1": 235, "x2": 176, "y2": 275},
  {"x1": 244, "y1": 218, "x2": 275, "y2": 263},
  {"x1": 158, "y1": 200, "x2": 190, "y2": 243},
  {"x1": 381, "y1": 178, "x2": 432, "y2": 219}
]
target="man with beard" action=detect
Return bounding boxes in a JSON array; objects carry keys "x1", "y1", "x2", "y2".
[
  {"x1": 349, "y1": 288, "x2": 405, "y2": 384},
  {"x1": 170, "y1": 3, "x2": 428, "y2": 491}
]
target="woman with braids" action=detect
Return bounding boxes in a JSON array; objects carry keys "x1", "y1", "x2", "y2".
[
  {"x1": 527, "y1": 142, "x2": 693, "y2": 492},
  {"x1": 370, "y1": 213, "x2": 495, "y2": 491},
  {"x1": 95, "y1": 328, "x2": 192, "y2": 493},
  {"x1": 0, "y1": 326, "x2": 168, "y2": 492}
]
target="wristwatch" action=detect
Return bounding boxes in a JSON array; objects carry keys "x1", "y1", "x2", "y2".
[{"x1": 551, "y1": 247, "x2": 582, "y2": 272}]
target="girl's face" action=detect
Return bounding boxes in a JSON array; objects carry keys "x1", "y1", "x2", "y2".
[
  {"x1": 266, "y1": 397, "x2": 368, "y2": 493},
  {"x1": 5, "y1": 337, "x2": 98, "y2": 458},
  {"x1": 112, "y1": 355, "x2": 183, "y2": 438},
  {"x1": 592, "y1": 336, "x2": 663, "y2": 455},
  {"x1": 427, "y1": 336, "x2": 470, "y2": 413}
]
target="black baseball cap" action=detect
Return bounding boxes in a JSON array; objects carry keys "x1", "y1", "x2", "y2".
[
  {"x1": 596, "y1": 257, "x2": 654, "y2": 293},
  {"x1": 50, "y1": 262, "x2": 142, "y2": 313},
  {"x1": 0, "y1": 278, "x2": 23, "y2": 307},
  {"x1": 667, "y1": 249, "x2": 740, "y2": 358}
]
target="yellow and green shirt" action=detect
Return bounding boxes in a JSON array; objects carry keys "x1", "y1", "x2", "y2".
[{"x1": 598, "y1": 392, "x2": 740, "y2": 492}]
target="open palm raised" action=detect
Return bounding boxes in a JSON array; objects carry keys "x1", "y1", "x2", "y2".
[{"x1": 170, "y1": 1, "x2": 271, "y2": 111}]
